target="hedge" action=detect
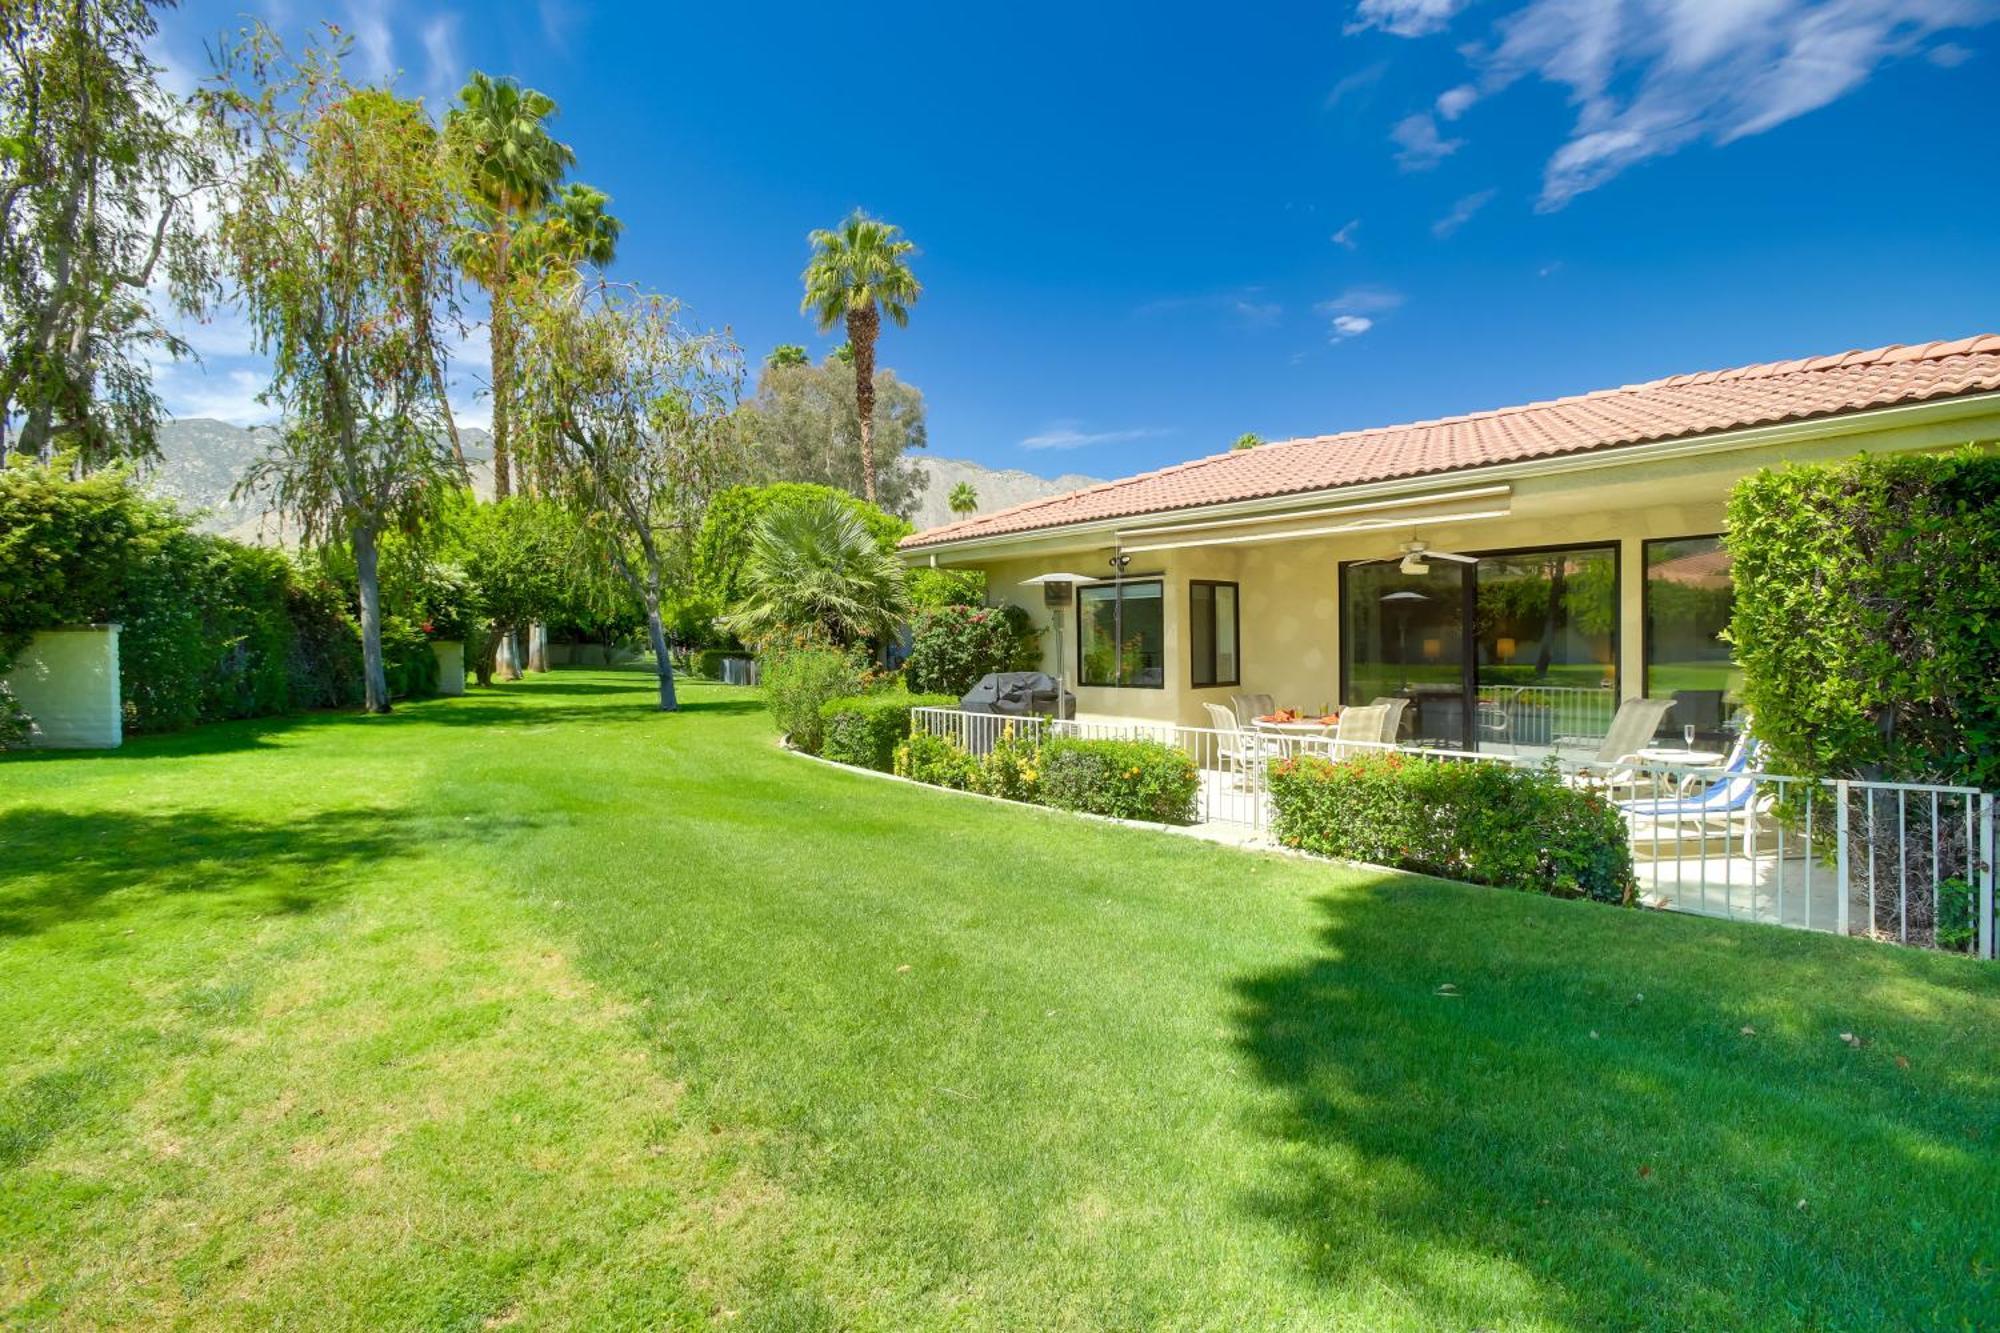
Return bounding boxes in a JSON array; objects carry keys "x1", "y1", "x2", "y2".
[
  {"x1": 892, "y1": 730, "x2": 981, "y2": 790},
  {"x1": 1726, "y1": 448, "x2": 2000, "y2": 790},
  {"x1": 1038, "y1": 737, "x2": 1200, "y2": 825},
  {"x1": 821, "y1": 691, "x2": 957, "y2": 771},
  {"x1": 760, "y1": 645, "x2": 863, "y2": 754},
  {"x1": 1268, "y1": 752, "x2": 1635, "y2": 904}
]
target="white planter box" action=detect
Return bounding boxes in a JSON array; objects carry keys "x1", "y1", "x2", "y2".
[
  {"x1": 432, "y1": 640, "x2": 466, "y2": 696},
  {"x1": 4, "y1": 624, "x2": 122, "y2": 749}
]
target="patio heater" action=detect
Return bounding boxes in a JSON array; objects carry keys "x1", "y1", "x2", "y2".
[{"x1": 1020, "y1": 572, "x2": 1097, "y2": 719}]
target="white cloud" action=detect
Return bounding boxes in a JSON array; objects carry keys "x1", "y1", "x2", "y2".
[
  {"x1": 1136, "y1": 289, "x2": 1282, "y2": 330},
  {"x1": 343, "y1": 0, "x2": 395, "y2": 84},
  {"x1": 1367, "y1": 0, "x2": 2000, "y2": 209},
  {"x1": 1431, "y1": 187, "x2": 1497, "y2": 237},
  {"x1": 1347, "y1": 0, "x2": 1472, "y2": 37},
  {"x1": 1325, "y1": 60, "x2": 1389, "y2": 109},
  {"x1": 1331, "y1": 219, "x2": 1362, "y2": 249},
  {"x1": 1020, "y1": 421, "x2": 1169, "y2": 451},
  {"x1": 1928, "y1": 39, "x2": 1976, "y2": 63},
  {"x1": 1329, "y1": 314, "x2": 1376, "y2": 341},
  {"x1": 1391, "y1": 112, "x2": 1462, "y2": 170},
  {"x1": 420, "y1": 14, "x2": 463, "y2": 112},
  {"x1": 158, "y1": 366, "x2": 278, "y2": 426}
]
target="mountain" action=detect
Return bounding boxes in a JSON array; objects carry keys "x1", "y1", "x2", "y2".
[
  {"x1": 146, "y1": 419, "x2": 1098, "y2": 544},
  {"x1": 905, "y1": 456, "x2": 1100, "y2": 533}
]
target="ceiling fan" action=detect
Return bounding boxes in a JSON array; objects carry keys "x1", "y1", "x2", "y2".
[{"x1": 1359, "y1": 540, "x2": 1479, "y2": 576}]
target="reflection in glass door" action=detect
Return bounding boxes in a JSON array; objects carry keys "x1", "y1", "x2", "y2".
[
  {"x1": 1473, "y1": 546, "x2": 1619, "y2": 751},
  {"x1": 1341, "y1": 562, "x2": 1469, "y2": 748}
]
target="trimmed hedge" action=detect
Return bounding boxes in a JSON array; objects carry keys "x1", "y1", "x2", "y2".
[
  {"x1": 821, "y1": 691, "x2": 957, "y2": 771},
  {"x1": 1038, "y1": 737, "x2": 1200, "y2": 825},
  {"x1": 1268, "y1": 752, "x2": 1635, "y2": 904},
  {"x1": 1727, "y1": 448, "x2": 2000, "y2": 789},
  {"x1": 892, "y1": 730, "x2": 981, "y2": 790}
]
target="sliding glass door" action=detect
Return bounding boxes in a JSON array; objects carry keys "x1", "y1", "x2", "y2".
[{"x1": 1341, "y1": 543, "x2": 1618, "y2": 752}]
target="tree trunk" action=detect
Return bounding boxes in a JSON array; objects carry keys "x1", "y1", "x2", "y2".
[
  {"x1": 527, "y1": 622, "x2": 547, "y2": 672},
  {"x1": 846, "y1": 303, "x2": 879, "y2": 505},
  {"x1": 354, "y1": 521, "x2": 391, "y2": 714},
  {"x1": 645, "y1": 596, "x2": 678, "y2": 711},
  {"x1": 489, "y1": 209, "x2": 514, "y2": 499},
  {"x1": 496, "y1": 628, "x2": 523, "y2": 681}
]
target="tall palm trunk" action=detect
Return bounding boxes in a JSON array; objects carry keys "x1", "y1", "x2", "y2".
[
  {"x1": 488, "y1": 203, "x2": 514, "y2": 498},
  {"x1": 846, "y1": 302, "x2": 880, "y2": 505}
]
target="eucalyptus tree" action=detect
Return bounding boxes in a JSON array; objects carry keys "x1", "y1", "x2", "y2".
[
  {"x1": 443, "y1": 71, "x2": 573, "y2": 499},
  {"x1": 733, "y1": 352, "x2": 928, "y2": 517},
  {"x1": 947, "y1": 481, "x2": 977, "y2": 517},
  {"x1": 799, "y1": 211, "x2": 920, "y2": 505},
  {"x1": 0, "y1": 0, "x2": 220, "y2": 469},
  {"x1": 205, "y1": 33, "x2": 460, "y2": 714},
  {"x1": 512, "y1": 279, "x2": 741, "y2": 710}
]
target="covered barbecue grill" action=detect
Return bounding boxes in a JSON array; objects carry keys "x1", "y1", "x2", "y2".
[{"x1": 959, "y1": 671, "x2": 1074, "y2": 720}]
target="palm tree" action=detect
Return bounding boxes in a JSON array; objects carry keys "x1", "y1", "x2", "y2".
[
  {"x1": 520, "y1": 183, "x2": 622, "y2": 271},
  {"x1": 948, "y1": 481, "x2": 978, "y2": 517},
  {"x1": 1231, "y1": 432, "x2": 1264, "y2": 451},
  {"x1": 444, "y1": 71, "x2": 574, "y2": 499},
  {"x1": 721, "y1": 496, "x2": 906, "y2": 647},
  {"x1": 766, "y1": 343, "x2": 809, "y2": 369},
  {"x1": 800, "y1": 211, "x2": 920, "y2": 506}
]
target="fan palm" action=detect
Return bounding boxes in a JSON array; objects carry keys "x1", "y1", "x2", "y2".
[
  {"x1": 520, "y1": 183, "x2": 622, "y2": 271},
  {"x1": 722, "y1": 496, "x2": 907, "y2": 648},
  {"x1": 800, "y1": 211, "x2": 920, "y2": 506},
  {"x1": 948, "y1": 481, "x2": 978, "y2": 516},
  {"x1": 444, "y1": 71, "x2": 575, "y2": 498}
]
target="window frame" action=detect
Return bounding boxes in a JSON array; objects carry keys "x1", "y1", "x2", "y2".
[
  {"x1": 1075, "y1": 576, "x2": 1166, "y2": 690},
  {"x1": 1187, "y1": 579, "x2": 1242, "y2": 689}
]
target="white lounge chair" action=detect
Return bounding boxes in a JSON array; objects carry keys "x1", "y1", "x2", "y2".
[{"x1": 1619, "y1": 733, "x2": 1769, "y2": 857}]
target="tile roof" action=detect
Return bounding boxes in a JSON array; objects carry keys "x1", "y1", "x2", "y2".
[{"x1": 904, "y1": 335, "x2": 2000, "y2": 550}]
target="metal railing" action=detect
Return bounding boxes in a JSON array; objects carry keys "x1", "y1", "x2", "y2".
[
  {"x1": 904, "y1": 708, "x2": 1998, "y2": 957},
  {"x1": 1477, "y1": 684, "x2": 1617, "y2": 749}
]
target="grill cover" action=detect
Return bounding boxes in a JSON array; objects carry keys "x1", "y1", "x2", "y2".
[{"x1": 958, "y1": 671, "x2": 1074, "y2": 720}]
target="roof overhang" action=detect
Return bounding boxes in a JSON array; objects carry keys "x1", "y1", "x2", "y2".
[{"x1": 903, "y1": 389, "x2": 2000, "y2": 565}]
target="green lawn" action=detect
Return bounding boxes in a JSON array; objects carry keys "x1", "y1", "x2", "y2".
[{"x1": 2, "y1": 670, "x2": 1995, "y2": 1330}]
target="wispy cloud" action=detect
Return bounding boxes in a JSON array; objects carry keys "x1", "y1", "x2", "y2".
[
  {"x1": 1135, "y1": 288, "x2": 1282, "y2": 330},
  {"x1": 1331, "y1": 218, "x2": 1362, "y2": 249},
  {"x1": 1363, "y1": 0, "x2": 1999, "y2": 209},
  {"x1": 157, "y1": 366, "x2": 277, "y2": 426},
  {"x1": 1390, "y1": 112, "x2": 1461, "y2": 170},
  {"x1": 1431, "y1": 187, "x2": 1497, "y2": 238},
  {"x1": 1020, "y1": 420, "x2": 1170, "y2": 451},
  {"x1": 420, "y1": 13, "x2": 462, "y2": 112},
  {"x1": 342, "y1": 0, "x2": 395, "y2": 84},
  {"x1": 1347, "y1": 0, "x2": 1472, "y2": 37},
  {"x1": 1325, "y1": 60, "x2": 1389, "y2": 108},
  {"x1": 1316, "y1": 286, "x2": 1404, "y2": 342}
]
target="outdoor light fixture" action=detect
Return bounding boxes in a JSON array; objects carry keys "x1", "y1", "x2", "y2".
[{"x1": 1496, "y1": 636, "x2": 1516, "y2": 662}]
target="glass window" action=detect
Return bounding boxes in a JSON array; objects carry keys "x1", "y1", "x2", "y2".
[
  {"x1": 1341, "y1": 562, "x2": 1468, "y2": 747},
  {"x1": 1473, "y1": 545, "x2": 1619, "y2": 749},
  {"x1": 1190, "y1": 581, "x2": 1239, "y2": 687},
  {"x1": 1644, "y1": 536, "x2": 1740, "y2": 743},
  {"x1": 1078, "y1": 580, "x2": 1164, "y2": 688}
]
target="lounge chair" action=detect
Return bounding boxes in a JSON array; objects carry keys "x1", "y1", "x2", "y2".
[
  {"x1": 1330, "y1": 705, "x2": 1388, "y2": 759},
  {"x1": 1619, "y1": 732, "x2": 1769, "y2": 857},
  {"x1": 1571, "y1": 696, "x2": 1679, "y2": 767}
]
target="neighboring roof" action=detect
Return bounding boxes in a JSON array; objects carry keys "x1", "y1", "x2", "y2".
[{"x1": 904, "y1": 335, "x2": 2000, "y2": 551}]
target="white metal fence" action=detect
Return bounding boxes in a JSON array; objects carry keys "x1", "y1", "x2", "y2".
[
  {"x1": 1477, "y1": 684, "x2": 1618, "y2": 749},
  {"x1": 905, "y1": 707, "x2": 1997, "y2": 957}
]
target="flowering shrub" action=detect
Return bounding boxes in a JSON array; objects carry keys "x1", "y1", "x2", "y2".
[
  {"x1": 1267, "y1": 753, "x2": 1635, "y2": 904},
  {"x1": 903, "y1": 603, "x2": 1040, "y2": 698},
  {"x1": 976, "y1": 724, "x2": 1042, "y2": 802},
  {"x1": 1037, "y1": 737, "x2": 1200, "y2": 825},
  {"x1": 760, "y1": 645, "x2": 864, "y2": 754},
  {"x1": 820, "y1": 691, "x2": 958, "y2": 771},
  {"x1": 892, "y1": 731, "x2": 981, "y2": 790}
]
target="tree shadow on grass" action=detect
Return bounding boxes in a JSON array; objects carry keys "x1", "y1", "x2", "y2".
[
  {"x1": 1231, "y1": 876, "x2": 2000, "y2": 1329},
  {"x1": 0, "y1": 804, "x2": 533, "y2": 939}
]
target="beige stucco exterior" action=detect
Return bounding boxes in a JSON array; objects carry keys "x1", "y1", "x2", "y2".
[{"x1": 911, "y1": 396, "x2": 2000, "y2": 727}]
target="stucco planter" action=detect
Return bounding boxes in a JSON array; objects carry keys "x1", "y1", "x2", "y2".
[
  {"x1": 3, "y1": 624, "x2": 123, "y2": 749},
  {"x1": 432, "y1": 640, "x2": 466, "y2": 696}
]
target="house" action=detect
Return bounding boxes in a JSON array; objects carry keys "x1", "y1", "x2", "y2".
[{"x1": 900, "y1": 336, "x2": 2000, "y2": 749}]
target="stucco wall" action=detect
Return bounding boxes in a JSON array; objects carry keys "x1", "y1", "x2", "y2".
[
  {"x1": 4, "y1": 626, "x2": 122, "y2": 749},
  {"x1": 923, "y1": 414, "x2": 1993, "y2": 727}
]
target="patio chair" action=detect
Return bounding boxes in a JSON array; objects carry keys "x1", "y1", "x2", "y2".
[
  {"x1": 1576, "y1": 697, "x2": 1679, "y2": 766},
  {"x1": 1230, "y1": 692, "x2": 1275, "y2": 726},
  {"x1": 1475, "y1": 686, "x2": 1524, "y2": 746},
  {"x1": 1618, "y1": 733, "x2": 1769, "y2": 857},
  {"x1": 1330, "y1": 705, "x2": 1388, "y2": 759},
  {"x1": 1367, "y1": 697, "x2": 1411, "y2": 745},
  {"x1": 1202, "y1": 702, "x2": 1264, "y2": 785}
]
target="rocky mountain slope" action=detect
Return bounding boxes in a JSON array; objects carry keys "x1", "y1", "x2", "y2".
[{"x1": 904, "y1": 455, "x2": 1100, "y2": 533}]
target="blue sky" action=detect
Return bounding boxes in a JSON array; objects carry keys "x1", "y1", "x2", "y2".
[{"x1": 156, "y1": 0, "x2": 2000, "y2": 481}]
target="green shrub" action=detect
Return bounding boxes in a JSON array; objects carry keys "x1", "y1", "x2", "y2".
[
  {"x1": 892, "y1": 730, "x2": 981, "y2": 790},
  {"x1": 820, "y1": 691, "x2": 957, "y2": 771},
  {"x1": 906, "y1": 567, "x2": 985, "y2": 610},
  {"x1": 1268, "y1": 753, "x2": 1635, "y2": 904},
  {"x1": 975, "y1": 724, "x2": 1043, "y2": 803},
  {"x1": 904, "y1": 603, "x2": 1041, "y2": 698},
  {"x1": 1727, "y1": 448, "x2": 2000, "y2": 789},
  {"x1": 1038, "y1": 737, "x2": 1200, "y2": 825},
  {"x1": 380, "y1": 616, "x2": 440, "y2": 700},
  {"x1": 285, "y1": 570, "x2": 365, "y2": 710},
  {"x1": 691, "y1": 647, "x2": 734, "y2": 681},
  {"x1": 760, "y1": 645, "x2": 863, "y2": 754}
]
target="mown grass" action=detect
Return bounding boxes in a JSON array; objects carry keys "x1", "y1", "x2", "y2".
[{"x1": 1, "y1": 670, "x2": 1994, "y2": 1329}]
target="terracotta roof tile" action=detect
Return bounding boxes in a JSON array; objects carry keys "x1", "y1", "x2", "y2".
[{"x1": 905, "y1": 336, "x2": 2000, "y2": 550}]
